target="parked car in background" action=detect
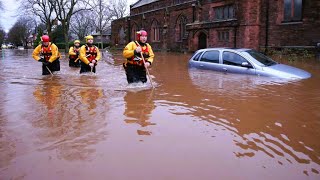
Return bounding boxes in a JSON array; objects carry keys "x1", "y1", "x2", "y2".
[{"x1": 189, "y1": 48, "x2": 311, "y2": 79}]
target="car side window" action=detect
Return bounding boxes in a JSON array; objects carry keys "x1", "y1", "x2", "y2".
[
  {"x1": 200, "y1": 50, "x2": 219, "y2": 63},
  {"x1": 193, "y1": 52, "x2": 203, "y2": 61},
  {"x1": 223, "y1": 52, "x2": 252, "y2": 67}
]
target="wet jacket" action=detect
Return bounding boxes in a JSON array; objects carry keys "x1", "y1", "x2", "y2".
[
  {"x1": 123, "y1": 41, "x2": 154, "y2": 66},
  {"x1": 32, "y1": 43, "x2": 61, "y2": 63},
  {"x1": 79, "y1": 44, "x2": 101, "y2": 65},
  {"x1": 69, "y1": 46, "x2": 80, "y2": 60}
]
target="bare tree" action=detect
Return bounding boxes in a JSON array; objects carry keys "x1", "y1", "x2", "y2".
[
  {"x1": 70, "y1": 10, "x2": 95, "y2": 40},
  {"x1": 20, "y1": 0, "x2": 56, "y2": 36},
  {"x1": 7, "y1": 17, "x2": 35, "y2": 47},
  {"x1": 109, "y1": 0, "x2": 128, "y2": 20},
  {"x1": 51, "y1": 0, "x2": 89, "y2": 52},
  {"x1": 0, "y1": 27, "x2": 5, "y2": 46}
]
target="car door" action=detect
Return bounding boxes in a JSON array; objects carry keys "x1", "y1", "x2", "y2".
[
  {"x1": 189, "y1": 51, "x2": 204, "y2": 68},
  {"x1": 198, "y1": 50, "x2": 223, "y2": 72},
  {"x1": 221, "y1": 51, "x2": 256, "y2": 75}
]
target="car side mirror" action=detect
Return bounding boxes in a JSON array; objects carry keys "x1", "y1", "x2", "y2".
[{"x1": 241, "y1": 62, "x2": 252, "y2": 68}]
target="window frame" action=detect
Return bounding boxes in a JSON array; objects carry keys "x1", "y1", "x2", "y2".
[
  {"x1": 199, "y1": 50, "x2": 220, "y2": 64},
  {"x1": 283, "y1": 0, "x2": 302, "y2": 22},
  {"x1": 214, "y1": 4, "x2": 235, "y2": 21}
]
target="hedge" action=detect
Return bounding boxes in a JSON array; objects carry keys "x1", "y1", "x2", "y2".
[{"x1": 55, "y1": 42, "x2": 110, "y2": 49}]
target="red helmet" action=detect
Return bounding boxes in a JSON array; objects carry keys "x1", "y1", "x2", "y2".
[
  {"x1": 41, "y1": 35, "x2": 50, "y2": 42},
  {"x1": 136, "y1": 30, "x2": 147, "y2": 40}
]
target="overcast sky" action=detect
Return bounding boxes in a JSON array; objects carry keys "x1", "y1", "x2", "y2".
[
  {"x1": 1, "y1": 0, "x2": 19, "y2": 33},
  {"x1": 0, "y1": 0, "x2": 138, "y2": 33}
]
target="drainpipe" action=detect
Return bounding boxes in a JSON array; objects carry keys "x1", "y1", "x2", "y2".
[
  {"x1": 128, "y1": 17, "x2": 131, "y2": 42},
  {"x1": 265, "y1": 0, "x2": 269, "y2": 53},
  {"x1": 234, "y1": 26, "x2": 237, "y2": 48},
  {"x1": 192, "y1": 3, "x2": 195, "y2": 22}
]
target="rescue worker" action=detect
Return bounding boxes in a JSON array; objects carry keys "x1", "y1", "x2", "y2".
[
  {"x1": 79, "y1": 35, "x2": 101, "y2": 74},
  {"x1": 32, "y1": 35, "x2": 61, "y2": 75},
  {"x1": 123, "y1": 29, "x2": 155, "y2": 84},
  {"x1": 68, "y1": 40, "x2": 81, "y2": 67}
]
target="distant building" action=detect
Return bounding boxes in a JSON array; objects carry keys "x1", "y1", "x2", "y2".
[
  {"x1": 92, "y1": 29, "x2": 112, "y2": 45},
  {"x1": 111, "y1": 0, "x2": 320, "y2": 52}
]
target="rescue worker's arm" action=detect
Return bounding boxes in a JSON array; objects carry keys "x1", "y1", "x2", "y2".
[
  {"x1": 69, "y1": 47, "x2": 76, "y2": 56},
  {"x1": 146, "y1": 43, "x2": 155, "y2": 65},
  {"x1": 79, "y1": 45, "x2": 90, "y2": 65},
  {"x1": 95, "y1": 47, "x2": 101, "y2": 61},
  {"x1": 32, "y1": 45, "x2": 42, "y2": 61},
  {"x1": 48, "y1": 44, "x2": 59, "y2": 63},
  {"x1": 123, "y1": 42, "x2": 136, "y2": 59}
]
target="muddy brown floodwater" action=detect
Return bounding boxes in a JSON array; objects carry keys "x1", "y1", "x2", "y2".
[{"x1": 0, "y1": 49, "x2": 320, "y2": 180}]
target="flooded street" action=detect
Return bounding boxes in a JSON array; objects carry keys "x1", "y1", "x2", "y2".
[{"x1": 1, "y1": 49, "x2": 320, "y2": 179}]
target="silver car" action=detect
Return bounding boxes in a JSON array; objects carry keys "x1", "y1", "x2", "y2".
[{"x1": 189, "y1": 48, "x2": 311, "y2": 79}]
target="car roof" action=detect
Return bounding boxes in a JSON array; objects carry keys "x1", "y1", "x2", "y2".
[{"x1": 196, "y1": 48, "x2": 252, "y2": 52}]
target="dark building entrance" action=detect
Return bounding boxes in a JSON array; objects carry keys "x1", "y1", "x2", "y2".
[{"x1": 198, "y1": 33, "x2": 207, "y2": 49}]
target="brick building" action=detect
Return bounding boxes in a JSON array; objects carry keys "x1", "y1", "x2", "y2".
[{"x1": 111, "y1": 0, "x2": 320, "y2": 52}]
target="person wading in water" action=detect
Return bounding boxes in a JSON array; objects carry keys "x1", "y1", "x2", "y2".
[
  {"x1": 68, "y1": 40, "x2": 81, "y2": 67},
  {"x1": 123, "y1": 30, "x2": 155, "y2": 84},
  {"x1": 79, "y1": 35, "x2": 101, "y2": 74},
  {"x1": 32, "y1": 35, "x2": 61, "y2": 75}
]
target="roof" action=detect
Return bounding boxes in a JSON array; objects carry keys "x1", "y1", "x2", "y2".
[
  {"x1": 196, "y1": 48, "x2": 252, "y2": 52},
  {"x1": 131, "y1": 0, "x2": 159, "y2": 9}
]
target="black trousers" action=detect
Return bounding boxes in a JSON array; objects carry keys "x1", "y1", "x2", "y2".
[
  {"x1": 80, "y1": 61, "x2": 96, "y2": 74},
  {"x1": 42, "y1": 59, "x2": 60, "y2": 75},
  {"x1": 69, "y1": 58, "x2": 80, "y2": 67},
  {"x1": 123, "y1": 63, "x2": 147, "y2": 83}
]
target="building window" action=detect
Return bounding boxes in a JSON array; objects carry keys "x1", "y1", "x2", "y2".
[
  {"x1": 119, "y1": 27, "x2": 126, "y2": 44},
  {"x1": 214, "y1": 5, "x2": 235, "y2": 20},
  {"x1": 173, "y1": 0, "x2": 183, "y2": 5},
  {"x1": 176, "y1": 16, "x2": 187, "y2": 41},
  {"x1": 151, "y1": 21, "x2": 160, "y2": 42},
  {"x1": 218, "y1": 31, "x2": 229, "y2": 42},
  {"x1": 284, "y1": 0, "x2": 302, "y2": 22},
  {"x1": 131, "y1": 24, "x2": 138, "y2": 41}
]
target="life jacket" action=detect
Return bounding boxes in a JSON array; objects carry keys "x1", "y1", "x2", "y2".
[
  {"x1": 69, "y1": 46, "x2": 80, "y2": 60},
  {"x1": 85, "y1": 44, "x2": 98, "y2": 62},
  {"x1": 127, "y1": 41, "x2": 150, "y2": 66},
  {"x1": 40, "y1": 43, "x2": 52, "y2": 61}
]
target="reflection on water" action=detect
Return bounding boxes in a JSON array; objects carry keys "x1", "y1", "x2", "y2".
[
  {"x1": 0, "y1": 49, "x2": 320, "y2": 179},
  {"x1": 124, "y1": 89, "x2": 156, "y2": 135}
]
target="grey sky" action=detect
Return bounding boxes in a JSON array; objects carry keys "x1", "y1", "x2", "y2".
[{"x1": 1, "y1": 0, "x2": 18, "y2": 32}]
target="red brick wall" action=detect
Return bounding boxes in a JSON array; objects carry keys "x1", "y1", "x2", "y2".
[
  {"x1": 259, "y1": 0, "x2": 320, "y2": 48},
  {"x1": 111, "y1": 0, "x2": 320, "y2": 52}
]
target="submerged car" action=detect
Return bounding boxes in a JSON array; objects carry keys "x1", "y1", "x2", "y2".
[{"x1": 189, "y1": 48, "x2": 311, "y2": 79}]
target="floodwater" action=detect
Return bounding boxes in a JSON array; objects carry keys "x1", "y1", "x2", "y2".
[{"x1": 0, "y1": 49, "x2": 320, "y2": 180}]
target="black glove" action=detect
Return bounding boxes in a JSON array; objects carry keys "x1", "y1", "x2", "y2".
[
  {"x1": 43, "y1": 61, "x2": 51, "y2": 66},
  {"x1": 38, "y1": 58, "x2": 45, "y2": 62}
]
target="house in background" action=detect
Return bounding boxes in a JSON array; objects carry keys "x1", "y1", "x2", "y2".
[
  {"x1": 92, "y1": 29, "x2": 112, "y2": 46},
  {"x1": 111, "y1": 0, "x2": 320, "y2": 52}
]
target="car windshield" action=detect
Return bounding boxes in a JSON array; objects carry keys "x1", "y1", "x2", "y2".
[{"x1": 245, "y1": 50, "x2": 277, "y2": 66}]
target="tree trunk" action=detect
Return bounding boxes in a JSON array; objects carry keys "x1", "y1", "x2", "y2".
[{"x1": 62, "y1": 21, "x2": 69, "y2": 53}]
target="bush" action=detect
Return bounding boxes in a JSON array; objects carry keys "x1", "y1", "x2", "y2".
[{"x1": 55, "y1": 42, "x2": 110, "y2": 50}]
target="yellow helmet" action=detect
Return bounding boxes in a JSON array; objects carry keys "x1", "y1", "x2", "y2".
[
  {"x1": 85, "y1": 35, "x2": 93, "y2": 42},
  {"x1": 74, "y1": 40, "x2": 80, "y2": 44}
]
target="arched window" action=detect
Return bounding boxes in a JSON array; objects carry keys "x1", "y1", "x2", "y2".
[
  {"x1": 119, "y1": 27, "x2": 125, "y2": 44},
  {"x1": 131, "y1": 24, "x2": 138, "y2": 41},
  {"x1": 151, "y1": 20, "x2": 160, "y2": 42},
  {"x1": 176, "y1": 16, "x2": 187, "y2": 41}
]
